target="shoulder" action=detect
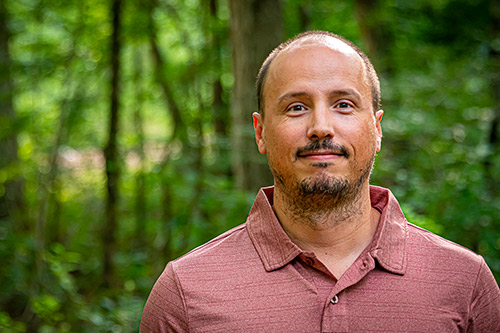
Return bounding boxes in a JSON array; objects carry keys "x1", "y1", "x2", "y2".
[
  {"x1": 163, "y1": 222, "x2": 266, "y2": 287},
  {"x1": 404, "y1": 222, "x2": 488, "y2": 291},
  {"x1": 406, "y1": 222, "x2": 483, "y2": 266},
  {"x1": 141, "y1": 223, "x2": 259, "y2": 330},
  {"x1": 172, "y1": 223, "x2": 253, "y2": 267},
  {"x1": 404, "y1": 222, "x2": 498, "y2": 303}
]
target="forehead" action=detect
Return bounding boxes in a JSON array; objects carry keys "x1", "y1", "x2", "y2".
[
  {"x1": 264, "y1": 37, "x2": 368, "y2": 101},
  {"x1": 269, "y1": 36, "x2": 364, "y2": 78}
]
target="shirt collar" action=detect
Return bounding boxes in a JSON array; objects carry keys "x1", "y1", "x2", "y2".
[
  {"x1": 246, "y1": 187, "x2": 303, "y2": 271},
  {"x1": 368, "y1": 185, "x2": 408, "y2": 275},
  {"x1": 246, "y1": 186, "x2": 408, "y2": 275}
]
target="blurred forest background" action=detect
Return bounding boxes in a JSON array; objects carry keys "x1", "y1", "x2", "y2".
[{"x1": 1, "y1": 0, "x2": 499, "y2": 331}]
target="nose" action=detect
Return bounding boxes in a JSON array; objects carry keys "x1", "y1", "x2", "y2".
[{"x1": 306, "y1": 105, "x2": 335, "y2": 141}]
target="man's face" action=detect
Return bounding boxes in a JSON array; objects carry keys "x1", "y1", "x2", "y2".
[{"x1": 253, "y1": 38, "x2": 383, "y2": 202}]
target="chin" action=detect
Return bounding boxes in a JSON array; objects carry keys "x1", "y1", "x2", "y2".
[{"x1": 298, "y1": 175, "x2": 350, "y2": 195}]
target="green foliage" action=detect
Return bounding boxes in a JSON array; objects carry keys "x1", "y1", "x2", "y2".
[
  {"x1": 0, "y1": 0, "x2": 499, "y2": 330},
  {"x1": 0, "y1": 312, "x2": 27, "y2": 332},
  {"x1": 401, "y1": 205, "x2": 445, "y2": 235}
]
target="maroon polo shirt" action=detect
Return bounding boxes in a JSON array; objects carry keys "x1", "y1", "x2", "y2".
[{"x1": 140, "y1": 186, "x2": 500, "y2": 332}]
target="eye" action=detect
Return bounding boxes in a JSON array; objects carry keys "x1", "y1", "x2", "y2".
[
  {"x1": 335, "y1": 102, "x2": 352, "y2": 109},
  {"x1": 333, "y1": 101, "x2": 355, "y2": 113},
  {"x1": 287, "y1": 104, "x2": 307, "y2": 113}
]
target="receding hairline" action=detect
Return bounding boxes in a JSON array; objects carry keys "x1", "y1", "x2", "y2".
[
  {"x1": 256, "y1": 31, "x2": 381, "y2": 115},
  {"x1": 281, "y1": 35, "x2": 359, "y2": 59}
]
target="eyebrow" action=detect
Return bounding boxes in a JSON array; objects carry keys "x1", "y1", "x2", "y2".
[
  {"x1": 328, "y1": 89, "x2": 362, "y2": 101},
  {"x1": 277, "y1": 89, "x2": 362, "y2": 105},
  {"x1": 277, "y1": 92, "x2": 309, "y2": 105}
]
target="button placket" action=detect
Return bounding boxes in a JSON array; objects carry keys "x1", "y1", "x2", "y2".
[{"x1": 322, "y1": 292, "x2": 348, "y2": 332}]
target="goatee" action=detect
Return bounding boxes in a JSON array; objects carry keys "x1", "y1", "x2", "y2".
[{"x1": 271, "y1": 142, "x2": 375, "y2": 221}]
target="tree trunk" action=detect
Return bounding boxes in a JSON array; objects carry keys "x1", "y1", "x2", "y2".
[
  {"x1": 484, "y1": 0, "x2": 500, "y2": 197},
  {"x1": 103, "y1": 0, "x2": 122, "y2": 288},
  {"x1": 133, "y1": 48, "x2": 147, "y2": 247},
  {"x1": 208, "y1": 0, "x2": 231, "y2": 175},
  {"x1": 355, "y1": 0, "x2": 378, "y2": 58},
  {"x1": 355, "y1": 0, "x2": 392, "y2": 74},
  {"x1": 150, "y1": 36, "x2": 184, "y2": 141},
  {"x1": 44, "y1": 60, "x2": 77, "y2": 246},
  {"x1": 209, "y1": 0, "x2": 229, "y2": 138},
  {"x1": 45, "y1": 4, "x2": 85, "y2": 246},
  {"x1": 180, "y1": 93, "x2": 206, "y2": 254},
  {"x1": 229, "y1": 0, "x2": 283, "y2": 192},
  {"x1": 148, "y1": 5, "x2": 185, "y2": 261},
  {"x1": 298, "y1": 3, "x2": 311, "y2": 31},
  {"x1": 0, "y1": 0, "x2": 23, "y2": 223}
]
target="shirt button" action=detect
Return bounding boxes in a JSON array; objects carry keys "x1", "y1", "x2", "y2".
[
  {"x1": 330, "y1": 295, "x2": 339, "y2": 304},
  {"x1": 361, "y1": 261, "x2": 368, "y2": 270}
]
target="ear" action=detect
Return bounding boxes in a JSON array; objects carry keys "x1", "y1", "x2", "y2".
[
  {"x1": 375, "y1": 110, "x2": 384, "y2": 152},
  {"x1": 253, "y1": 112, "x2": 266, "y2": 154}
]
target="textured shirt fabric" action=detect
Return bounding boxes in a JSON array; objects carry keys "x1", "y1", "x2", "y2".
[{"x1": 140, "y1": 186, "x2": 500, "y2": 332}]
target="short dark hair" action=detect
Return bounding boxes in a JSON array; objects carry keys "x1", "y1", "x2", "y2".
[{"x1": 256, "y1": 31, "x2": 381, "y2": 115}]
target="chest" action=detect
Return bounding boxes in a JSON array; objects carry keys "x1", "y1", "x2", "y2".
[{"x1": 180, "y1": 265, "x2": 469, "y2": 332}]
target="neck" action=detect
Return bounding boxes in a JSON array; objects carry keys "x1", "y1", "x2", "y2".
[{"x1": 273, "y1": 184, "x2": 379, "y2": 277}]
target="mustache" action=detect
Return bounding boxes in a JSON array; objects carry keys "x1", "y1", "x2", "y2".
[{"x1": 296, "y1": 139, "x2": 349, "y2": 158}]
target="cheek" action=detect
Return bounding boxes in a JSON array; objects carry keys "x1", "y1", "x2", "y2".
[
  {"x1": 267, "y1": 140, "x2": 293, "y2": 161},
  {"x1": 267, "y1": 124, "x2": 301, "y2": 149},
  {"x1": 344, "y1": 121, "x2": 378, "y2": 154}
]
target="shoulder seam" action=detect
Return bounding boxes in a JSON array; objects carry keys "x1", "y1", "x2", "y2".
[
  {"x1": 174, "y1": 224, "x2": 247, "y2": 261},
  {"x1": 170, "y1": 261, "x2": 191, "y2": 331},
  {"x1": 407, "y1": 222, "x2": 482, "y2": 258},
  {"x1": 469, "y1": 257, "x2": 486, "y2": 322}
]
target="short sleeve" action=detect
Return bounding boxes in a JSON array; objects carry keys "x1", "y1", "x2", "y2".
[
  {"x1": 467, "y1": 258, "x2": 500, "y2": 332},
  {"x1": 140, "y1": 262, "x2": 189, "y2": 332}
]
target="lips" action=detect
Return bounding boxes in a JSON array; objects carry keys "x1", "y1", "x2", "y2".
[
  {"x1": 298, "y1": 149, "x2": 344, "y2": 156},
  {"x1": 297, "y1": 150, "x2": 345, "y2": 160}
]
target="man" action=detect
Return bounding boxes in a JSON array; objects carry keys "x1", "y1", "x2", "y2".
[{"x1": 140, "y1": 31, "x2": 500, "y2": 332}]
